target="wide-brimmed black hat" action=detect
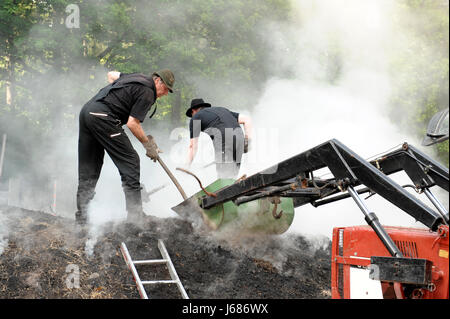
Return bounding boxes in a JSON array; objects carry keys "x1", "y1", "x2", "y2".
[{"x1": 186, "y1": 98, "x2": 211, "y2": 117}]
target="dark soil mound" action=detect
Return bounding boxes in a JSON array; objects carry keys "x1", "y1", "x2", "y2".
[{"x1": 0, "y1": 205, "x2": 331, "y2": 299}]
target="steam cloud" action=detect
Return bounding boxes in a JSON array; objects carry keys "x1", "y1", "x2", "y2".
[
  {"x1": 1, "y1": 0, "x2": 447, "y2": 251},
  {"x1": 245, "y1": 0, "x2": 448, "y2": 238}
]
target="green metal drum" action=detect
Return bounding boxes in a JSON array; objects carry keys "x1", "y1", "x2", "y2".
[{"x1": 193, "y1": 179, "x2": 295, "y2": 235}]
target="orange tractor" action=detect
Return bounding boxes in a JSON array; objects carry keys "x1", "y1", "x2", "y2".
[
  {"x1": 176, "y1": 138, "x2": 448, "y2": 299},
  {"x1": 328, "y1": 140, "x2": 449, "y2": 299}
]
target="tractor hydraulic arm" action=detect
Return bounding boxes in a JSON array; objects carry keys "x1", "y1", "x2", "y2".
[{"x1": 199, "y1": 139, "x2": 447, "y2": 231}]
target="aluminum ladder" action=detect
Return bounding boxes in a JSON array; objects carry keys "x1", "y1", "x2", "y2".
[{"x1": 120, "y1": 239, "x2": 189, "y2": 299}]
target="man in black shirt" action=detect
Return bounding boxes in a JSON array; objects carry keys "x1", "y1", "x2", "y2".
[
  {"x1": 76, "y1": 69, "x2": 175, "y2": 225},
  {"x1": 186, "y1": 98, "x2": 253, "y2": 179}
]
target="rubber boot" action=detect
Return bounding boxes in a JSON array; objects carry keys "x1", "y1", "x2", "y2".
[
  {"x1": 74, "y1": 210, "x2": 89, "y2": 239},
  {"x1": 75, "y1": 210, "x2": 88, "y2": 226},
  {"x1": 125, "y1": 189, "x2": 146, "y2": 224},
  {"x1": 76, "y1": 186, "x2": 95, "y2": 226}
]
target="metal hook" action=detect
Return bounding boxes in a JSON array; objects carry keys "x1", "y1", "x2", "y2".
[{"x1": 269, "y1": 197, "x2": 283, "y2": 219}]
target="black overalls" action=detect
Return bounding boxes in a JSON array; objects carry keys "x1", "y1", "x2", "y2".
[
  {"x1": 76, "y1": 73, "x2": 156, "y2": 222},
  {"x1": 190, "y1": 107, "x2": 244, "y2": 179}
]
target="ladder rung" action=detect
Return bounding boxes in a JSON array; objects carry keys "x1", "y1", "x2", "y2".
[
  {"x1": 120, "y1": 240, "x2": 189, "y2": 299},
  {"x1": 133, "y1": 259, "x2": 167, "y2": 265},
  {"x1": 142, "y1": 280, "x2": 178, "y2": 285}
]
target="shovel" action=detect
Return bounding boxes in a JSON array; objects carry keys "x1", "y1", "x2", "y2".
[
  {"x1": 155, "y1": 155, "x2": 188, "y2": 201},
  {"x1": 155, "y1": 155, "x2": 205, "y2": 223}
]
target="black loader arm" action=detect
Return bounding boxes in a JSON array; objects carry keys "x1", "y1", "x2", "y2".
[
  {"x1": 371, "y1": 142, "x2": 449, "y2": 192},
  {"x1": 200, "y1": 139, "x2": 447, "y2": 231}
]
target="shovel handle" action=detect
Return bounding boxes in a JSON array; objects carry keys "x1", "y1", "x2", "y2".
[{"x1": 156, "y1": 156, "x2": 188, "y2": 200}]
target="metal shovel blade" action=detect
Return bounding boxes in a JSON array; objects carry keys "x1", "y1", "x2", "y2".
[
  {"x1": 172, "y1": 196, "x2": 220, "y2": 231},
  {"x1": 171, "y1": 196, "x2": 203, "y2": 220}
]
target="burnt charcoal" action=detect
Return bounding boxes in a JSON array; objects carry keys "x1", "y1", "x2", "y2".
[{"x1": 0, "y1": 206, "x2": 331, "y2": 299}]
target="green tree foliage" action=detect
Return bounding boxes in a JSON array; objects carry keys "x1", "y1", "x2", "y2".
[
  {"x1": 0, "y1": 0, "x2": 448, "y2": 178},
  {"x1": 389, "y1": 0, "x2": 449, "y2": 166},
  {"x1": 0, "y1": 0, "x2": 293, "y2": 178},
  {"x1": 1, "y1": 0, "x2": 292, "y2": 135}
]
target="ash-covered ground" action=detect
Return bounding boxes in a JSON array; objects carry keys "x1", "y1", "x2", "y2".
[{"x1": 0, "y1": 205, "x2": 331, "y2": 299}]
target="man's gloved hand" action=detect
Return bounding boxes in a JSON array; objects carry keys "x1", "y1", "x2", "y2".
[
  {"x1": 244, "y1": 136, "x2": 250, "y2": 153},
  {"x1": 143, "y1": 135, "x2": 161, "y2": 162}
]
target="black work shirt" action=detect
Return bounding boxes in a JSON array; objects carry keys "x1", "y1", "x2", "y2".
[
  {"x1": 189, "y1": 107, "x2": 240, "y2": 139},
  {"x1": 101, "y1": 73, "x2": 157, "y2": 124}
]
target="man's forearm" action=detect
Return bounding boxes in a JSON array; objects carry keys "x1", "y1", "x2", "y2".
[
  {"x1": 127, "y1": 116, "x2": 148, "y2": 144},
  {"x1": 243, "y1": 123, "x2": 252, "y2": 139},
  {"x1": 187, "y1": 146, "x2": 196, "y2": 165},
  {"x1": 187, "y1": 149, "x2": 194, "y2": 166},
  {"x1": 238, "y1": 114, "x2": 253, "y2": 139},
  {"x1": 187, "y1": 138, "x2": 198, "y2": 166}
]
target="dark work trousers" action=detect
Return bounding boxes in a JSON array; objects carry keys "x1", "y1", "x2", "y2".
[
  {"x1": 213, "y1": 127, "x2": 244, "y2": 179},
  {"x1": 76, "y1": 101, "x2": 142, "y2": 220}
]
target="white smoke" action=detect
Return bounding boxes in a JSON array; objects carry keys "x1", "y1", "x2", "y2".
[
  {"x1": 0, "y1": 212, "x2": 8, "y2": 255},
  {"x1": 2, "y1": 0, "x2": 446, "y2": 246},
  {"x1": 143, "y1": 0, "x2": 449, "y2": 240},
  {"x1": 236, "y1": 0, "x2": 447, "y2": 238}
]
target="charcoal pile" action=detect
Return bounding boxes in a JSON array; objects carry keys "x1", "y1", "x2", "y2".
[{"x1": 0, "y1": 205, "x2": 331, "y2": 299}]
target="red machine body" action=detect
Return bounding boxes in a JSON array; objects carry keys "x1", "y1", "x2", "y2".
[{"x1": 331, "y1": 225, "x2": 449, "y2": 299}]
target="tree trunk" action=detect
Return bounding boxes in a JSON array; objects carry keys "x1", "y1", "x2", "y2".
[
  {"x1": 5, "y1": 38, "x2": 15, "y2": 106},
  {"x1": 6, "y1": 82, "x2": 12, "y2": 105}
]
